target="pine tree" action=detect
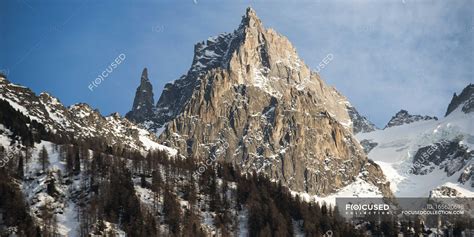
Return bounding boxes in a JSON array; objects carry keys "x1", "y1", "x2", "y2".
[
  {"x1": 74, "y1": 145, "x2": 81, "y2": 174},
  {"x1": 65, "y1": 145, "x2": 74, "y2": 175},
  {"x1": 39, "y1": 145, "x2": 49, "y2": 173},
  {"x1": 25, "y1": 147, "x2": 32, "y2": 165},
  {"x1": 17, "y1": 153, "x2": 24, "y2": 179},
  {"x1": 41, "y1": 198, "x2": 57, "y2": 237},
  {"x1": 163, "y1": 186, "x2": 181, "y2": 235},
  {"x1": 151, "y1": 169, "x2": 162, "y2": 210},
  {"x1": 46, "y1": 172, "x2": 57, "y2": 197}
]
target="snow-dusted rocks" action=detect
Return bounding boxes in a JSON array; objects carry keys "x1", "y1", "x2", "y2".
[
  {"x1": 359, "y1": 139, "x2": 378, "y2": 154},
  {"x1": 346, "y1": 105, "x2": 377, "y2": 134},
  {"x1": 412, "y1": 139, "x2": 472, "y2": 176}
]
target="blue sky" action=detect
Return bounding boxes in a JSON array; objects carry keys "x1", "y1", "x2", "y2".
[{"x1": 1, "y1": 0, "x2": 473, "y2": 127}]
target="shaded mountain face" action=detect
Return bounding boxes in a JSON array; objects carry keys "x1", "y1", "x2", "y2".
[
  {"x1": 385, "y1": 110, "x2": 437, "y2": 128},
  {"x1": 346, "y1": 105, "x2": 377, "y2": 134},
  {"x1": 445, "y1": 84, "x2": 474, "y2": 116},
  {"x1": 125, "y1": 68, "x2": 155, "y2": 124},
  {"x1": 128, "y1": 8, "x2": 390, "y2": 197}
]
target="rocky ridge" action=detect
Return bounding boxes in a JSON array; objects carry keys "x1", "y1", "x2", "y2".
[
  {"x1": 385, "y1": 109, "x2": 438, "y2": 128},
  {"x1": 0, "y1": 76, "x2": 174, "y2": 155}
]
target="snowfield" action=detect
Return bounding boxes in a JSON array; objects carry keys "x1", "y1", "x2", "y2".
[
  {"x1": 291, "y1": 178, "x2": 384, "y2": 207},
  {"x1": 357, "y1": 108, "x2": 473, "y2": 198}
]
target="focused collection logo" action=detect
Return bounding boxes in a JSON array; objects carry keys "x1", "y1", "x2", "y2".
[{"x1": 344, "y1": 203, "x2": 392, "y2": 216}]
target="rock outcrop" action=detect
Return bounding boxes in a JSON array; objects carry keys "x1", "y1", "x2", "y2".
[
  {"x1": 412, "y1": 139, "x2": 473, "y2": 178},
  {"x1": 359, "y1": 139, "x2": 378, "y2": 154}
]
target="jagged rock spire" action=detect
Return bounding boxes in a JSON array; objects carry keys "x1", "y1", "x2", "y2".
[
  {"x1": 141, "y1": 67, "x2": 149, "y2": 83},
  {"x1": 125, "y1": 68, "x2": 155, "y2": 123},
  {"x1": 238, "y1": 7, "x2": 263, "y2": 30}
]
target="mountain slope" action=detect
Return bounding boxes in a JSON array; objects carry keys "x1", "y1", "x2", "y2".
[
  {"x1": 0, "y1": 76, "x2": 175, "y2": 155},
  {"x1": 128, "y1": 8, "x2": 390, "y2": 197},
  {"x1": 357, "y1": 84, "x2": 474, "y2": 198},
  {"x1": 0, "y1": 95, "x2": 364, "y2": 236}
]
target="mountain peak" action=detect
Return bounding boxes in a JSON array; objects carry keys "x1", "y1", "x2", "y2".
[
  {"x1": 123, "y1": 7, "x2": 391, "y2": 197},
  {"x1": 133, "y1": 6, "x2": 353, "y2": 131},
  {"x1": 125, "y1": 68, "x2": 155, "y2": 123},
  {"x1": 141, "y1": 67, "x2": 149, "y2": 83},
  {"x1": 239, "y1": 7, "x2": 262, "y2": 30},
  {"x1": 246, "y1": 6, "x2": 256, "y2": 16},
  {"x1": 396, "y1": 109, "x2": 409, "y2": 116},
  {"x1": 385, "y1": 109, "x2": 437, "y2": 128},
  {"x1": 445, "y1": 84, "x2": 474, "y2": 116}
]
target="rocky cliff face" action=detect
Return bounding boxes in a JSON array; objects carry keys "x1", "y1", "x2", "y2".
[
  {"x1": 129, "y1": 8, "x2": 391, "y2": 197},
  {"x1": 385, "y1": 109, "x2": 437, "y2": 128},
  {"x1": 445, "y1": 84, "x2": 474, "y2": 116}
]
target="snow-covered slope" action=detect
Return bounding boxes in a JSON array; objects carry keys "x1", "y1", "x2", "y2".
[
  {"x1": 0, "y1": 76, "x2": 176, "y2": 156},
  {"x1": 357, "y1": 106, "x2": 473, "y2": 198},
  {"x1": 291, "y1": 177, "x2": 384, "y2": 207}
]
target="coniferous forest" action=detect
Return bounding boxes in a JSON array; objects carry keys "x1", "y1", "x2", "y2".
[{"x1": 1, "y1": 92, "x2": 473, "y2": 236}]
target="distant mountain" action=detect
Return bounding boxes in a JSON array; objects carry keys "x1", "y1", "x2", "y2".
[
  {"x1": 358, "y1": 83, "x2": 474, "y2": 198},
  {"x1": 384, "y1": 109, "x2": 437, "y2": 128},
  {"x1": 445, "y1": 84, "x2": 474, "y2": 116},
  {"x1": 346, "y1": 104, "x2": 377, "y2": 134},
  {"x1": 127, "y1": 7, "x2": 390, "y2": 197}
]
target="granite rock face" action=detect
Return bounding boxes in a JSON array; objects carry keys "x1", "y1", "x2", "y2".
[{"x1": 129, "y1": 8, "x2": 391, "y2": 197}]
